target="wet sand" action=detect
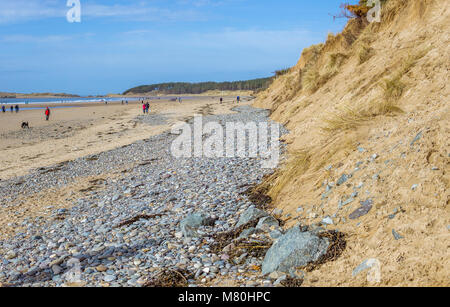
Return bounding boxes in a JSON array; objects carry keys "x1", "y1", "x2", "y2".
[{"x1": 0, "y1": 96, "x2": 250, "y2": 180}]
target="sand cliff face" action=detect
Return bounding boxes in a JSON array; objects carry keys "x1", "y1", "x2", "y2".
[{"x1": 254, "y1": 0, "x2": 449, "y2": 286}]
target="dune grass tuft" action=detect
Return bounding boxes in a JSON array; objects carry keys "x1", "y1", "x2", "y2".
[
  {"x1": 269, "y1": 150, "x2": 311, "y2": 199},
  {"x1": 321, "y1": 104, "x2": 371, "y2": 133},
  {"x1": 358, "y1": 44, "x2": 374, "y2": 64}
]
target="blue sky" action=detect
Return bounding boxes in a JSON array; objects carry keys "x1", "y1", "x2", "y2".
[{"x1": 0, "y1": 0, "x2": 349, "y2": 95}]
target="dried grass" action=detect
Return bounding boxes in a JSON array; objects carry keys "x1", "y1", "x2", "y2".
[
  {"x1": 358, "y1": 43, "x2": 374, "y2": 64},
  {"x1": 144, "y1": 268, "x2": 193, "y2": 287},
  {"x1": 269, "y1": 150, "x2": 311, "y2": 199}
]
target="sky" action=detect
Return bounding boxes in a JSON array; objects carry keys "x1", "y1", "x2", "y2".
[{"x1": 0, "y1": 0, "x2": 350, "y2": 95}]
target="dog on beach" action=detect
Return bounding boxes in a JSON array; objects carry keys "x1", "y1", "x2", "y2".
[{"x1": 21, "y1": 122, "x2": 30, "y2": 129}]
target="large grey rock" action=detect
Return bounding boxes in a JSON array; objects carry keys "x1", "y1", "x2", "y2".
[
  {"x1": 180, "y1": 213, "x2": 215, "y2": 238},
  {"x1": 236, "y1": 206, "x2": 269, "y2": 228},
  {"x1": 262, "y1": 226, "x2": 330, "y2": 275}
]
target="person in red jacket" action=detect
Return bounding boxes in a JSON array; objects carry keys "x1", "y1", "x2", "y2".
[
  {"x1": 45, "y1": 107, "x2": 50, "y2": 121},
  {"x1": 142, "y1": 102, "x2": 146, "y2": 114}
]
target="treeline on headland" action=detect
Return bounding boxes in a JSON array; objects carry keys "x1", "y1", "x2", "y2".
[{"x1": 123, "y1": 77, "x2": 274, "y2": 95}]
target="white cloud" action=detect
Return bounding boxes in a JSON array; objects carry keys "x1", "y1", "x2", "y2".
[
  {"x1": 0, "y1": 0, "x2": 206, "y2": 24},
  {"x1": 0, "y1": 0, "x2": 64, "y2": 23}
]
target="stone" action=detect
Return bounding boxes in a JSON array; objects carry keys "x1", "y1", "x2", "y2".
[
  {"x1": 104, "y1": 275, "x2": 116, "y2": 282},
  {"x1": 51, "y1": 265, "x2": 62, "y2": 275},
  {"x1": 261, "y1": 226, "x2": 330, "y2": 275},
  {"x1": 180, "y1": 213, "x2": 215, "y2": 238},
  {"x1": 410, "y1": 131, "x2": 422, "y2": 146},
  {"x1": 268, "y1": 271, "x2": 285, "y2": 280},
  {"x1": 353, "y1": 260, "x2": 372, "y2": 277},
  {"x1": 239, "y1": 227, "x2": 263, "y2": 239},
  {"x1": 336, "y1": 174, "x2": 349, "y2": 186},
  {"x1": 392, "y1": 229, "x2": 404, "y2": 240},
  {"x1": 256, "y1": 216, "x2": 279, "y2": 231},
  {"x1": 321, "y1": 217, "x2": 333, "y2": 225},
  {"x1": 269, "y1": 229, "x2": 283, "y2": 240},
  {"x1": 274, "y1": 275, "x2": 287, "y2": 287},
  {"x1": 96, "y1": 265, "x2": 108, "y2": 272},
  {"x1": 236, "y1": 206, "x2": 269, "y2": 228},
  {"x1": 349, "y1": 199, "x2": 373, "y2": 220},
  {"x1": 5, "y1": 251, "x2": 17, "y2": 260}
]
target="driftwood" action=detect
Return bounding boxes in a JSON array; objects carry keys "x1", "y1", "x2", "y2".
[{"x1": 113, "y1": 214, "x2": 164, "y2": 229}]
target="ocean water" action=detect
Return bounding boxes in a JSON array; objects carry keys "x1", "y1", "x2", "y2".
[
  {"x1": 0, "y1": 97, "x2": 143, "y2": 105},
  {"x1": 0, "y1": 96, "x2": 199, "y2": 105}
]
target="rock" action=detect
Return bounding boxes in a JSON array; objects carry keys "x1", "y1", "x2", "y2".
[
  {"x1": 353, "y1": 260, "x2": 372, "y2": 277},
  {"x1": 321, "y1": 217, "x2": 333, "y2": 225},
  {"x1": 336, "y1": 174, "x2": 349, "y2": 186},
  {"x1": 96, "y1": 265, "x2": 108, "y2": 272},
  {"x1": 273, "y1": 209, "x2": 283, "y2": 216},
  {"x1": 261, "y1": 226, "x2": 330, "y2": 275},
  {"x1": 236, "y1": 206, "x2": 268, "y2": 228},
  {"x1": 5, "y1": 251, "x2": 17, "y2": 260},
  {"x1": 268, "y1": 271, "x2": 285, "y2": 280},
  {"x1": 388, "y1": 208, "x2": 401, "y2": 220},
  {"x1": 410, "y1": 131, "x2": 422, "y2": 146},
  {"x1": 180, "y1": 213, "x2": 215, "y2": 238},
  {"x1": 273, "y1": 275, "x2": 287, "y2": 287},
  {"x1": 269, "y1": 229, "x2": 283, "y2": 240},
  {"x1": 392, "y1": 229, "x2": 404, "y2": 240},
  {"x1": 104, "y1": 275, "x2": 116, "y2": 282},
  {"x1": 51, "y1": 265, "x2": 62, "y2": 275},
  {"x1": 256, "y1": 216, "x2": 279, "y2": 231},
  {"x1": 338, "y1": 197, "x2": 355, "y2": 209},
  {"x1": 239, "y1": 227, "x2": 263, "y2": 239},
  {"x1": 349, "y1": 199, "x2": 373, "y2": 220}
]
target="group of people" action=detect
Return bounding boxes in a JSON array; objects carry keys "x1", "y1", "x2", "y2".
[
  {"x1": 1, "y1": 104, "x2": 51, "y2": 120},
  {"x1": 142, "y1": 101, "x2": 150, "y2": 114},
  {"x1": 218, "y1": 96, "x2": 241, "y2": 104},
  {"x1": 1, "y1": 104, "x2": 20, "y2": 113}
]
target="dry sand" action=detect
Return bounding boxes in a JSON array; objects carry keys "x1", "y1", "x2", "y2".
[
  {"x1": 0, "y1": 96, "x2": 249, "y2": 181},
  {"x1": 252, "y1": 0, "x2": 449, "y2": 287}
]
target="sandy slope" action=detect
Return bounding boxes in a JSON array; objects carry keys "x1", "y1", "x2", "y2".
[{"x1": 253, "y1": 0, "x2": 449, "y2": 286}]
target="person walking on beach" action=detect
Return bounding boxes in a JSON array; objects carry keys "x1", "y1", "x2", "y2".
[
  {"x1": 142, "y1": 102, "x2": 146, "y2": 114},
  {"x1": 10, "y1": 106, "x2": 13, "y2": 113},
  {"x1": 145, "y1": 102, "x2": 150, "y2": 114},
  {"x1": 237, "y1": 96, "x2": 240, "y2": 104},
  {"x1": 15, "y1": 105, "x2": 19, "y2": 113},
  {"x1": 220, "y1": 97, "x2": 223, "y2": 104},
  {"x1": 1, "y1": 105, "x2": 5, "y2": 113},
  {"x1": 45, "y1": 107, "x2": 51, "y2": 121}
]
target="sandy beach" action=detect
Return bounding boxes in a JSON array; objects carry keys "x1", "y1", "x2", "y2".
[{"x1": 0, "y1": 96, "x2": 249, "y2": 180}]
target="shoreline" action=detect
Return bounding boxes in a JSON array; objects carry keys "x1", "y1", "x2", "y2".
[
  {"x1": 0, "y1": 96, "x2": 251, "y2": 180},
  {"x1": 0, "y1": 103, "x2": 287, "y2": 287}
]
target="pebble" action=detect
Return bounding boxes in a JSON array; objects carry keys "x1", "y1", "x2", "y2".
[{"x1": 0, "y1": 106, "x2": 288, "y2": 287}]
